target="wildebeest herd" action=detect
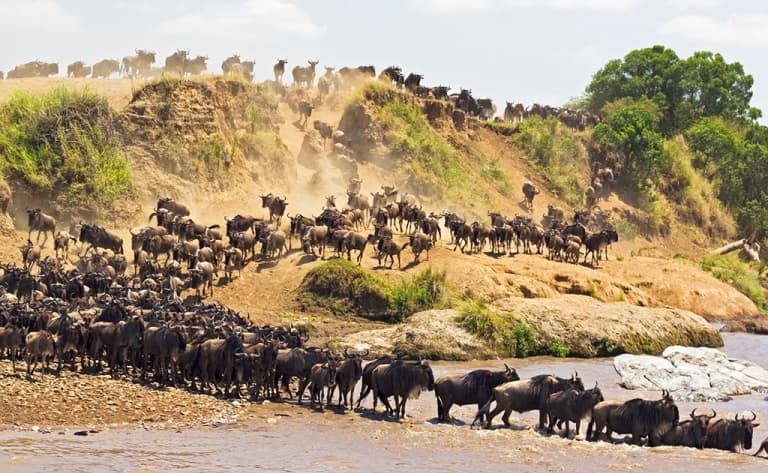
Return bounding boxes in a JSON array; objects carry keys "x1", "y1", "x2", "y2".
[
  {"x1": 1, "y1": 52, "x2": 602, "y2": 132},
  {"x1": 0, "y1": 195, "x2": 766, "y2": 459}
]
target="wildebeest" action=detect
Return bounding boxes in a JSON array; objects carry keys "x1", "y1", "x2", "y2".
[
  {"x1": 79, "y1": 223, "x2": 124, "y2": 254},
  {"x1": 274, "y1": 58, "x2": 288, "y2": 83},
  {"x1": 313, "y1": 120, "x2": 334, "y2": 148},
  {"x1": 328, "y1": 349, "x2": 367, "y2": 409},
  {"x1": 91, "y1": 59, "x2": 120, "y2": 78},
  {"x1": 705, "y1": 412, "x2": 760, "y2": 452},
  {"x1": 522, "y1": 181, "x2": 540, "y2": 212},
  {"x1": 602, "y1": 390, "x2": 679, "y2": 446},
  {"x1": 308, "y1": 359, "x2": 338, "y2": 410},
  {"x1": 142, "y1": 325, "x2": 186, "y2": 385},
  {"x1": 544, "y1": 383, "x2": 604, "y2": 437},
  {"x1": 156, "y1": 197, "x2": 190, "y2": 217},
  {"x1": 260, "y1": 193, "x2": 288, "y2": 227},
  {"x1": 26, "y1": 208, "x2": 56, "y2": 247},
  {"x1": 194, "y1": 333, "x2": 246, "y2": 396},
  {"x1": 53, "y1": 231, "x2": 78, "y2": 259},
  {"x1": 661, "y1": 408, "x2": 717, "y2": 449},
  {"x1": 755, "y1": 436, "x2": 768, "y2": 457},
  {"x1": 25, "y1": 330, "x2": 56, "y2": 376},
  {"x1": 0, "y1": 324, "x2": 26, "y2": 373},
  {"x1": 473, "y1": 373, "x2": 584, "y2": 430},
  {"x1": 189, "y1": 261, "x2": 216, "y2": 299},
  {"x1": 20, "y1": 240, "x2": 41, "y2": 271},
  {"x1": 435, "y1": 364, "x2": 519, "y2": 422},
  {"x1": 274, "y1": 347, "x2": 331, "y2": 403},
  {"x1": 356, "y1": 355, "x2": 395, "y2": 408},
  {"x1": 297, "y1": 100, "x2": 313, "y2": 128},
  {"x1": 292, "y1": 60, "x2": 319, "y2": 88},
  {"x1": 371, "y1": 359, "x2": 435, "y2": 419}
]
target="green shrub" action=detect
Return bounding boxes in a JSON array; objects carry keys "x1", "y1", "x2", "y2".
[
  {"x1": 457, "y1": 299, "x2": 517, "y2": 356},
  {"x1": 701, "y1": 254, "x2": 768, "y2": 312},
  {"x1": 512, "y1": 117, "x2": 587, "y2": 207},
  {"x1": 549, "y1": 341, "x2": 571, "y2": 358},
  {"x1": 298, "y1": 259, "x2": 392, "y2": 319},
  {"x1": 390, "y1": 268, "x2": 446, "y2": 322},
  {"x1": 0, "y1": 87, "x2": 133, "y2": 211},
  {"x1": 298, "y1": 260, "x2": 445, "y2": 322},
  {"x1": 513, "y1": 322, "x2": 537, "y2": 358}
]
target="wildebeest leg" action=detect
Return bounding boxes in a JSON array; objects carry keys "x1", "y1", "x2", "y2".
[
  {"x1": 501, "y1": 406, "x2": 513, "y2": 427},
  {"x1": 563, "y1": 420, "x2": 570, "y2": 438},
  {"x1": 484, "y1": 404, "x2": 504, "y2": 428},
  {"x1": 297, "y1": 376, "x2": 310, "y2": 404}
]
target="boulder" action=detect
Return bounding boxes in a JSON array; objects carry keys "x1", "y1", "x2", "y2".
[
  {"x1": 334, "y1": 309, "x2": 491, "y2": 361},
  {"x1": 614, "y1": 346, "x2": 768, "y2": 402}
]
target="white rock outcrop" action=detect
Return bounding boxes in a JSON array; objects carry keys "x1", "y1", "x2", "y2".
[{"x1": 613, "y1": 346, "x2": 768, "y2": 402}]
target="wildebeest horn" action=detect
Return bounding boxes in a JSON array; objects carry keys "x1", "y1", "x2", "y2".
[
  {"x1": 344, "y1": 347, "x2": 349, "y2": 357},
  {"x1": 302, "y1": 333, "x2": 310, "y2": 342},
  {"x1": 504, "y1": 363, "x2": 513, "y2": 373},
  {"x1": 750, "y1": 410, "x2": 757, "y2": 421},
  {"x1": 735, "y1": 413, "x2": 740, "y2": 420},
  {"x1": 690, "y1": 408, "x2": 698, "y2": 419},
  {"x1": 708, "y1": 409, "x2": 716, "y2": 419}
]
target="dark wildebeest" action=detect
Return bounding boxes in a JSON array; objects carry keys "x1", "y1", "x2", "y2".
[
  {"x1": 371, "y1": 359, "x2": 435, "y2": 419},
  {"x1": 224, "y1": 214, "x2": 259, "y2": 238},
  {"x1": 260, "y1": 193, "x2": 288, "y2": 228},
  {"x1": 26, "y1": 208, "x2": 56, "y2": 247},
  {"x1": 297, "y1": 100, "x2": 313, "y2": 128},
  {"x1": 110, "y1": 317, "x2": 145, "y2": 377},
  {"x1": 273, "y1": 58, "x2": 287, "y2": 83},
  {"x1": 195, "y1": 333, "x2": 246, "y2": 397},
  {"x1": 522, "y1": 181, "x2": 539, "y2": 212},
  {"x1": 544, "y1": 383, "x2": 604, "y2": 437},
  {"x1": 472, "y1": 373, "x2": 584, "y2": 430},
  {"x1": 25, "y1": 330, "x2": 56, "y2": 376},
  {"x1": 435, "y1": 364, "x2": 519, "y2": 423},
  {"x1": 274, "y1": 347, "x2": 331, "y2": 403},
  {"x1": 53, "y1": 231, "x2": 78, "y2": 259},
  {"x1": 602, "y1": 390, "x2": 679, "y2": 446},
  {"x1": 79, "y1": 223, "x2": 124, "y2": 255},
  {"x1": 705, "y1": 412, "x2": 760, "y2": 452},
  {"x1": 308, "y1": 359, "x2": 338, "y2": 410},
  {"x1": 661, "y1": 408, "x2": 717, "y2": 449},
  {"x1": 328, "y1": 349, "x2": 367, "y2": 409},
  {"x1": 156, "y1": 197, "x2": 190, "y2": 217},
  {"x1": 142, "y1": 325, "x2": 186, "y2": 385},
  {"x1": 356, "y1": 355, "x2": 395, "y2": 409},
  {"x1": 313, "y1": 120, "x2": 334, "y2": 148},
  {"x1": 0, "y1": 324, "x2": 26, "y2": 373},
  {"x1": 755, "y1": 436, "x2": 768, "y2": 457}
]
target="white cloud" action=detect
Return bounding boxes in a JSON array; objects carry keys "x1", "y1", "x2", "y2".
[
  {"x1": 667, "y1": 0, "x2": 721, "y2": 9},
  {"x1": 411, "y1": 0, "x2": 495, "y2": 13},
  {"x1": 570, "y1": 44, "x2": 606, "y2": 66},
  {"x1": 0, "y1": 0, "x2": 80, "y2": 32},
  {"x1": 504, "y1": 0, "x2": 641, "y2": 12},
  {"x1": 159, "y1": 0, "x2": 324, "y2": 40},
  {"x1": 661, "y1": 14, "x2": 768, "y2": 48}
]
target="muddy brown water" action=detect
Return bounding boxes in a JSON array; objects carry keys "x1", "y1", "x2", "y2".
[{"x1": 1, "y1": 332, "x2": 766, "y2": 472}]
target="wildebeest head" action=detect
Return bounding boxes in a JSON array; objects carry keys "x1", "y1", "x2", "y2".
[{"x1": 735, "y1": 411, "x2": 759, "y2": 450}]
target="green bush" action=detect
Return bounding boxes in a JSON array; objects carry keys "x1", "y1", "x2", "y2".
[
  {"x1": 298, "y1": 260, "x2": 445, "y2": 322},
  {"x1": 513, "y1": 322, "x2": 537, "y2": 358},
  {"x1": 457, "y1": 299, "x2": 517, "y2": 356},
  {"x1": 0, "y1": 87, "x2": 133, "y2": 210},
  {"x1": 512, "y1": 117, "x2": 587, "y2": 207},
  {"x1": 549, "y1": 341, "x2": 571, "y2": 358},
  {"x1": 701, "y1": 254, "x2": 768, "y2": 312},
  {"x1": 390, "y1": 268, "x2": 446, "y2": 322}
]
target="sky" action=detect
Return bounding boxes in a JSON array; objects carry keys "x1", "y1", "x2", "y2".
[{"x1": 1, "y1": 0, "x2": 767, "y2": 117}]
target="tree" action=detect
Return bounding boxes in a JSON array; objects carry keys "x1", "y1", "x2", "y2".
[
  {"x1": 592, "y1": 104, "x2": 666, "y2": 192},
  {"x1": 585, "y1": 46, "x2": 756, "y2": 135}
]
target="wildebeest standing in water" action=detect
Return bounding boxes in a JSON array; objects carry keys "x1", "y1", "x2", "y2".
[
  {"x1": 473, "y1": 373, "x2": 584, "y2": 430},
  {"x1": 604, "y1": 390, "x2": 679, "y2": 446},
  {"x1": 371, "y1": 359, "x2": 435, "y2": 419},
  {"x1": 705, "y1": 411, "x2": 760, "y2": 452},
  {"x1": 544, "y1": 383, "x2": 604, "y2": 437},
  {"x1": 661, "y1": 408, "x2": 716, "y2": 449},
  {"x1": 434, "y1": 364, "x2": 519, "y2": 422}
]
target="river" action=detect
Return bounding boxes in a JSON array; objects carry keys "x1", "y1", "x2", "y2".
[{"x1": 0, "y1": 332, "x2": 766, "y2": 472}]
